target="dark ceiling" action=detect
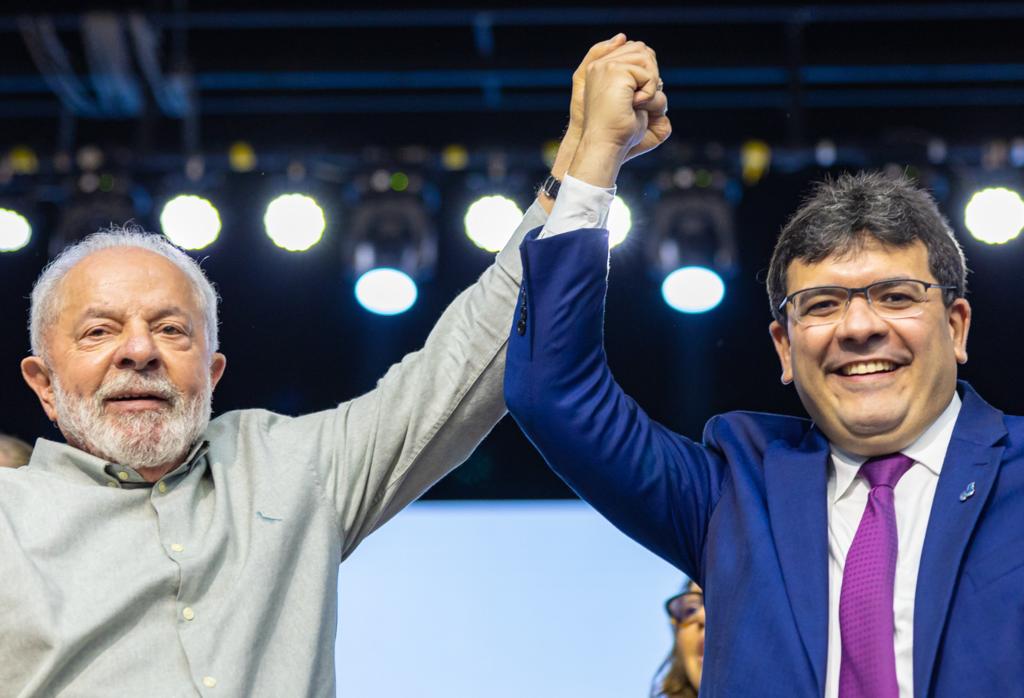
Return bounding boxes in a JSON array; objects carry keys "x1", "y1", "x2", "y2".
[{"x1": 2, "y1": 2, "x2": 1024, "y2": 150}]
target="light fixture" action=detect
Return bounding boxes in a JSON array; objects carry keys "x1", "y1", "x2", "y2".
[
  {"x1": 160, "y1": 194, "x2": 221, "y2": 250},
  {"x1": 264, "y1": 193, "x2": 326, "y2": 252}
]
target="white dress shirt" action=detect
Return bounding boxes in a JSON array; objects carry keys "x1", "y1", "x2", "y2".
[
  {"x1": 539, "y1": 174, "x2": 615, "y2": 237},
  {"x1": 824, "y1": 393, "x2": 962, "y2": 698}
]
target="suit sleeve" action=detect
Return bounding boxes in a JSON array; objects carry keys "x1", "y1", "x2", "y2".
[{"x1": 504, "y1": 228, "x2": 729, "y2": 578}]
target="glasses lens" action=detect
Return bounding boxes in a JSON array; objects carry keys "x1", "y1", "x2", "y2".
[
  {"x1": 867, "y1": 280, "x2": 929, "y2": 318},
  {"x1": 667, "y1": 592, "x2": 704, "y2": 623},
  {"x1": 791, "y1": 287, "x2": 848, "y2": 325}
]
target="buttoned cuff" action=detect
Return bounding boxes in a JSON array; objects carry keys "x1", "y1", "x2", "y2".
[{"x1": 538, "y1": 174, "x2": 616, "y2": 238}]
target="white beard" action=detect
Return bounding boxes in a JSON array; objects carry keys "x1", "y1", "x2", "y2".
[{"x1": 52, "y1": 370, "x2": 212, "y2": 473}]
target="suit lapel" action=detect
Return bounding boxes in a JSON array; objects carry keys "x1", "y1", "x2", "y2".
[
  {"x1": 765, "y1": 428, "x2": 831, "y2": 695},
  {"x1": 914, "y1": 382, "x2": 1006, "y2": 698}
]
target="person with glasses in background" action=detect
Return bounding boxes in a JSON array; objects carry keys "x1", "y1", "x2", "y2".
[
  {"x1": 652, "y1": 582, "x2": 704, "y2": 698},
  {"x1": 506, "y1": 165, "x2": 1024, "y2": 696}
]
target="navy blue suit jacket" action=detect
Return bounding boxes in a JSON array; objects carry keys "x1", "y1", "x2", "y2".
[{"x1": 504, "y1": 228, "x2": 1024, "y2": 697}]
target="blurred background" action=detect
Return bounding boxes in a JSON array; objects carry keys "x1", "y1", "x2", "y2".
[{"x1": 1, "y1": 3, "x2": 1023, "y2": 692}]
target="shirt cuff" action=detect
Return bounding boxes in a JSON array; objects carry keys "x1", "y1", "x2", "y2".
[{"x1": 538, "y1": 174, "x2": 616, "y2": 238}]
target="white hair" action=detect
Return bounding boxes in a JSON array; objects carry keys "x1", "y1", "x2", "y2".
[{"x1": 29, "y1": 224, "x2": 220, "y2": 358}]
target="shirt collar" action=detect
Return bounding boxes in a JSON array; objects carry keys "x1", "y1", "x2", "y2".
[
  {"x1": 830, "y1": 390, "x2": 962, "y2": 503},
  {"x1": 27, "y1": 438, "x2": 210, "y2": 488}
]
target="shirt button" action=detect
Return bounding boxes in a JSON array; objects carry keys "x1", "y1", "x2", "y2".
[
  {"x1": 157, "y1": 481, "x2": 168, "y2": 493},
  {"x1": 117, "y1": 471, "x2": 129, "y2": 481},
  {"x1": 106, "y1": 481, "x2": 119, "y2": 489},
  {"x1": 202, "y1": 676, "x2": 217, "y2": 688},
  {"x1": 182, "y1": 607, "x2": 195, "y2": 621},
  {"x1": 170, "y1": 543, "x2": 185, "y2": 553}
]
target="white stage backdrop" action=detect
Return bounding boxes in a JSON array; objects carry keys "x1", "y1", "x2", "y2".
[{"x1": 336, "y1": 500, "x2": 683, "y2": 697}]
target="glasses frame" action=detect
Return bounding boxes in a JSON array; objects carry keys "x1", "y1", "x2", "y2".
[
  {"x1": 665, "y1": 590, "x2": 704, "y2": 625},
  {"x1": 777, "y1": 278, "x2": 957, "y2": 327}
]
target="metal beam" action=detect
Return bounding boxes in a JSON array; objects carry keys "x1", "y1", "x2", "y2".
[
  {"x1": 3, "y1": 5, "x2": 1024, "y2": 32},
  {"x1": 2, "y1": 64, "x2": 1023, "y2": 96}
]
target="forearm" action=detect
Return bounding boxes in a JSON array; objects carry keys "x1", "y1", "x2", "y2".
[{"x1": 536, "y1": 123, "x2": 582, "y2": 215}]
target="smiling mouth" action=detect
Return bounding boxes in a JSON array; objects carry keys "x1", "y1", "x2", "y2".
[
  {"x1": 837, "y1": 360, "x2": 900, "y2": 376},
  {"x1": 104, "y1": 393, "x2": 172, "y2": 408}
]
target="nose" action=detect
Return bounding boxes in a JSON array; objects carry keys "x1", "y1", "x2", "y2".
[
  {"x1": 834, "y1": 293, "x2": 890, "y2": 345},
  {"x1": 112, "y1": 322, "x2": 161, "y2": 372}
]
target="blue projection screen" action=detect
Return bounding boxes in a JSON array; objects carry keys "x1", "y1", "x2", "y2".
[{"x1": 336, "y1": 500, "x2": 683, "y2": 697}]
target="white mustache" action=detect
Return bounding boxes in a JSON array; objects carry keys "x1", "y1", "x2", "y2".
[{"x1": 95, "y1": 374, "x2": 180, "y2": 405}]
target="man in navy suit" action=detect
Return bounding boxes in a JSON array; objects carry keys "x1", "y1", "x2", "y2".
[{"x1": 504, "y1": 45, "x2": 1022, "y2": 698}]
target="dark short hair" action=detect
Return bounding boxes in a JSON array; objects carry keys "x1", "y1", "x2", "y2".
[{"x1": 767, "y1": 171, "x2": 968, "y2": 323}]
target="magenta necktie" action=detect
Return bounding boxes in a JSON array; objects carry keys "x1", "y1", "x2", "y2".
[{"x1": 838, "y1": 452, "x2": 914, "y2": 698}]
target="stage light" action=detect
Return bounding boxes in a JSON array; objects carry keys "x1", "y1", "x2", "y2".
[
  {"x1": 464, "y1": 195, "x2": 523, "y2": 252},
  {"x1": 50, "y1": 190, "x2": 140, "y2": 257},
  {"x1": 355, "y1": 267, "x2": 418, "y2": 316},
  {"x1": 8, "y1": 146, "x2": 39, "y2": 175},
  {"x1": 648, "y1": 190, "x2": 737, "y2": 274},
  {"x1": 229, "y1": 141, "x2": 257, "y2": 173},
  {"x1": 264, "y1": 193, "x2": 326, "y2": 252},
  {"x1": 343, "y1": 185, "x2": 437, "y2": 316},
  {"x1": 441, "y1": 144, "x2": 469, "y2": 171},
  {"x1": 964, "y1": 187, "x2": 1024, "y2": 245},
  {"x1": 741, "y1": 140, "x2": 771, "y2": 185},
  {"x1": 0, "y1": 208, "x2": 31, "y2": 252},
  {"x1": 608, "y1": 196, "x2": 632, "y2": 248},
  {"x1": 814, "y1": 139, "x2": 837, "y2": 168},
  {"x1": 661, "y1": 266, "x2": 725, "y2": 314},
  {"x1": 159, "y1": 195, "x2": 221, "y2": 250}
]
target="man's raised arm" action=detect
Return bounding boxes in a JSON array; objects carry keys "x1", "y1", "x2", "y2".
[
  {"x1": 502, "y1": 44, "x2": 730, "y2": 578},
  {"x1": 249, "y1": 37, "x2": 662, "y2": 559}
]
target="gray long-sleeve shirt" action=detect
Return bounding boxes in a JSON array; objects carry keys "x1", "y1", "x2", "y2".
[{"x1": 0, "y1": 203, "x2": 545, "y2": 697}]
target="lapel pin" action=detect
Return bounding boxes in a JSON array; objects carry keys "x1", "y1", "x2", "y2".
[{"x1": 959, "y1": 481, "x2": 976, "y2": 502}]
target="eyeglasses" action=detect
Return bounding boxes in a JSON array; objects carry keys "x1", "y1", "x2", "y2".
[
  {"x1": 665, "y1": 591, "x2": 704, "y2": 625},
  {"x1": 777, "y1": 279, "x2": 957, "y2": 327}
]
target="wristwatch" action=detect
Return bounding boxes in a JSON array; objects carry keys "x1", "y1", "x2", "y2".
[{"x1": 538, "y1": 174, "x2": 561, "y2": 200}]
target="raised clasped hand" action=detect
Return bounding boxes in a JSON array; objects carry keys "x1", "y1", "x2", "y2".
[{"x1": 578, "y1": 38, "x2": 671, "y2": 163}]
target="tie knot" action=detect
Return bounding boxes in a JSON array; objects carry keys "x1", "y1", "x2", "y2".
[{"x1": 860, "y1": 452, "x2": 914, "y2": 489}]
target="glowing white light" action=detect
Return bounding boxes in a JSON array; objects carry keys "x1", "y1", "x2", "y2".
[
  {"x1": 661, "y1": 266, "x2": 725, "y2": 314},
  {"x1": 159, "y1": 195, "x2": 221, "y2": 250},
  {"x1": 0, "y1": 208, "x2": 31, "y2": 252},
  {"x1": 608, "y1": 196, "x2": 632, "y2": 248},
  {"x1": 264, "y1": 193, "x2": 326, "y2": 252},
  {"x1": 464, "y1": 195, "x2": 523, "y2": 252},
  {"x1": 355, "y1": 268, "x2": 418, "y2": 315},
  {"x1": 964, "y1": 187, "x2": 1024, "y2": 245}
]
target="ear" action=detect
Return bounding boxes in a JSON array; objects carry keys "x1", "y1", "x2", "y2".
[
  {"x1": 21, "y1": 356, "x2": 59, "y2": 421},
  {"x1": 209, "y1": 352, "x2": 227, "y2": 389},
  {"x1": 769, "y1": 320, "x2": 794, "y2": 385},
  {"x1": 947, "y1": 298, "x2": 971, "y2": 364}
]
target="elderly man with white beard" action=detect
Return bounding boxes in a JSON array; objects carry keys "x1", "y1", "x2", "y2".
[{"x1": 0, "y1": 35, "x2": 667, "y2": 696}]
